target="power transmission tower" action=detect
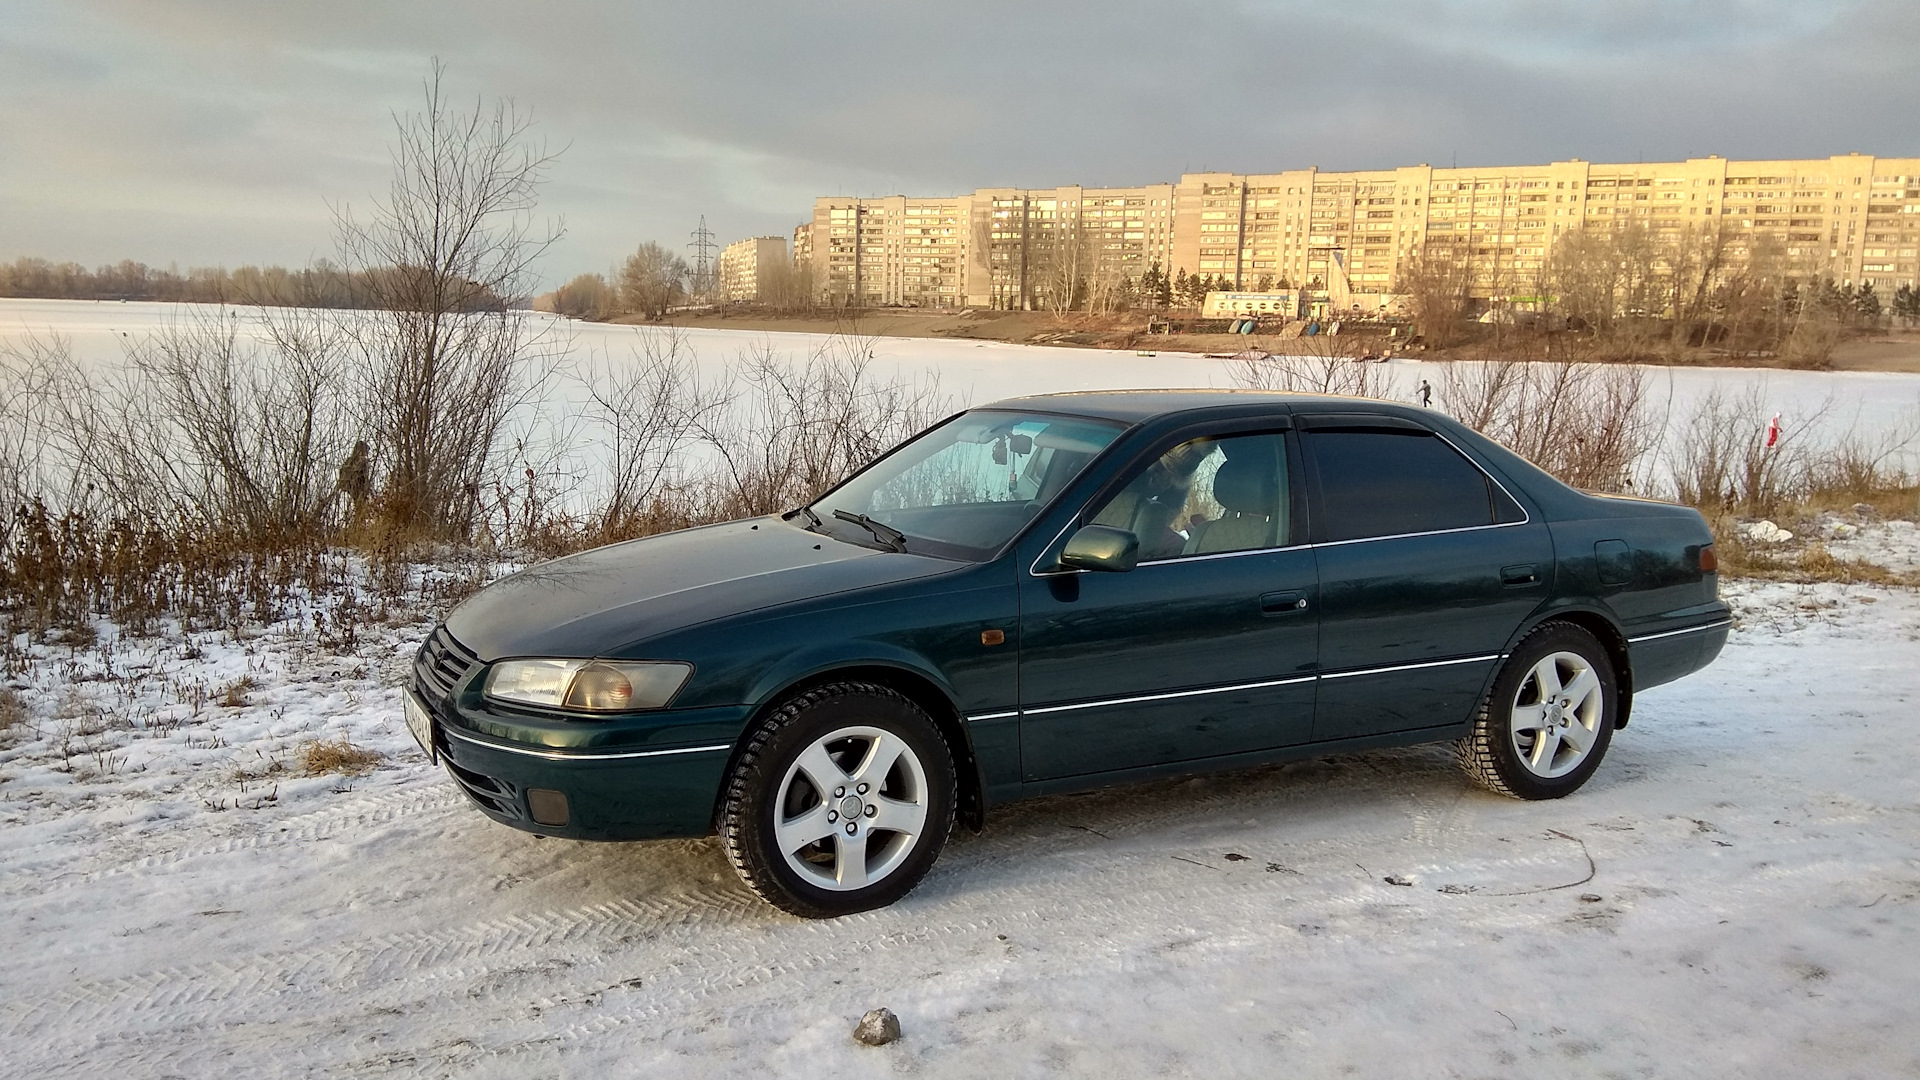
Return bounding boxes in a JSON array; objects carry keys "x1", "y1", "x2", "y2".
[{"x1": 689, "y1": 216, "x2": 718, "y2": 300}]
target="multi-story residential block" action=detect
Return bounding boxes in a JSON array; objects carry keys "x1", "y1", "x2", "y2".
[
  {"x1": 717, "y1": 236, "x2": 789, "y2": 302},
  {"x1": 799, "y1": 154, "x2": 1920, "y2": 308}
]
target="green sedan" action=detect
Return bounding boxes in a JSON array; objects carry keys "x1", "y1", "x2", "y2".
[{"x1": 407, "y1": 390, "x2": 1727, "y2": 917}]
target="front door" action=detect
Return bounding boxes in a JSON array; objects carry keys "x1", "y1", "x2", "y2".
[
  {"x1": 1017, "y1": 430, "x2": 1319, "y2": 781},
  {"x1": 1299, "y1": 416, "x2": 1552, "y2": 742}
]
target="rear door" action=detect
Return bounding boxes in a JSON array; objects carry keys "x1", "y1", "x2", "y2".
[
  {"x1": 1016, "y1": 426, "x2": 1319, "y2": 780},
  {"x1": 1300, "y1": 415, "x2": 1551, "y2": 742}
]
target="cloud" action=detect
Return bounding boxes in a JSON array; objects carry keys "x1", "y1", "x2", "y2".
[{"x1": 3, "y1": 0, "x2": 1916, "y2": 281}]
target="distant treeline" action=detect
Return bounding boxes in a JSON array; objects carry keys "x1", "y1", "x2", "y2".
[{"x1": 0, "y1": 257, "x2": 509, "y2": 310}]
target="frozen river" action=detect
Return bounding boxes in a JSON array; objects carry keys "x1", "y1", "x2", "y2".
[{"x1": 6, "y1": 297, "x2": 1919, "y2": 485}]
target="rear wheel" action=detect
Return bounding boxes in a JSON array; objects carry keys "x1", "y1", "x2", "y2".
[
  {"x1": 720, "y1": 682, "x2": 955, "y2": 918},
  {"x1": 1459, "y1": 623, "x2": 1617, "y2": 800}
]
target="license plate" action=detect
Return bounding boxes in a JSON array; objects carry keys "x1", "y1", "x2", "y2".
[{"x1": 404, "y1": 691, "x2": 437, "y2": 764}]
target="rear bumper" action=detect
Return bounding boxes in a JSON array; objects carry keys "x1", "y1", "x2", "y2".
[{"x1": 1626, "y1": 612, "x2": 1731, "y2": 693}]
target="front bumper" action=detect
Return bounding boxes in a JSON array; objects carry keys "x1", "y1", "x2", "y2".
[
  {"x1": 411, "y1": 626, "x2": 751, "y2": 841},
  {"x1": 434, "y1": 720, "x2": 744, "y2": 840}
]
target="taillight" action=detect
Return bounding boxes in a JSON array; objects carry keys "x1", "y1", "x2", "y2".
[{"x1": 1699, "y1": 544, "x2": 1718, "y2": 573}]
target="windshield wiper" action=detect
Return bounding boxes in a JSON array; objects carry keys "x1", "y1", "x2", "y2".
[
  {"x1": 789, "y1": 505, "x2": 823, "y2": 532},
  {"x1": 832, "y1": 509, "x2": 908, "y2": 552}
]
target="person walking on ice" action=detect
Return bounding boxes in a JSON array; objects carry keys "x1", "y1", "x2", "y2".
[{"x1": 1417, "y1": 379, "x2": 1432, "y2": 407}]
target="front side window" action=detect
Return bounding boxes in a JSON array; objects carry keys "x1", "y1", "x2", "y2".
[
  {"x1": 812, "y1": 410, "x2": 1124, "y2": 559},
  {"x1": 1088, "y1": 432, "x2": 1291, "y2": 561},
  {"x1": 1307, "y1": 429, "x2": 1506, "y2": 542}
]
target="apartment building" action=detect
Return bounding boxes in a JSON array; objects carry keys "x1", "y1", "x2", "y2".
[
  {"x1": 799, "y1": 154, "x2": 1920, "y2": 308},
  {"x1": 717, "y1": 236, "x2": 789, "y2": 302}
]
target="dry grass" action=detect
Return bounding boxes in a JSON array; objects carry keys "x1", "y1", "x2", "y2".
[
  {"x1": 217, "y1": 677, "x2": 258, "y2": 709},
  {"x1": 1701, "y1": 507, "x2": 1914, "y2": 585},
  {"x1": 298, "y1": 738, "x2": 381, "y2": 777},
  {"x1": 0, "y1": 687, "x2": 26, "y2": 740},
  {"x1": 1791, "y1": 543, "x2": 1902, "y2": 585}
]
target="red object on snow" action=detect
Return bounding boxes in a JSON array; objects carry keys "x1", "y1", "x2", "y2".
[{"x1": 1765, "y1": 413, "x2": 1781, "y2": 448}]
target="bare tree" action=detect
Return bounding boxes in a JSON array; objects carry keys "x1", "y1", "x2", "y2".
[
  {"x1": 331, "y1": 59, "x2": 563, "y2": 540},
  {"x1": 1395, "y1": 246, "x2": 1475, "y2": 347},
  {"x1": 757, "y1": 259, "x2": 817, "y2": 311},
  {"x1": 547, "y1": 273, "x2": 618, "y2": 320},
  {"x1": 618, "y1": 242, "x2": 689, "y2": 319}
]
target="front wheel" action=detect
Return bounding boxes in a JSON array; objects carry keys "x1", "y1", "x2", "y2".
[
  {"x1": 720, "y1": 682, "x2": 955, "y2": 918},
  {"x1": 1459, "y1": 623, "x2": 1617, "y2": 800}
]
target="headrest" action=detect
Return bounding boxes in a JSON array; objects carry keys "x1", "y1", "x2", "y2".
[{"x1": 1212, "y1": 453, "x2": 1277, "y2": 515}]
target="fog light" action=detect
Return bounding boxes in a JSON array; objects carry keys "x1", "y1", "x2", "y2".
[{"x1": 526, "y1": 788, "x2": 570, "y2": 827}]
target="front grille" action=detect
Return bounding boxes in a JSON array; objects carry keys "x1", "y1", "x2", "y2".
[
  {"x1": 446, "y1": 759, "x2": 522, "y2": 820},
  {"x1": 414, "y1": 624, "x2": 480, "y2": 705}
]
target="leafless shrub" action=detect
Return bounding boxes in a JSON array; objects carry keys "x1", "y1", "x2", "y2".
[
  {"x1": 0, "y1": 332, "x2": 69, "y2": 543},
  {"x1": 694, "y1": 334, "x2": 953, "y2": 518},
  {"x1": 1668, "y1": 385, "x2": 1830, "y2": 514},
  {"x1": 1227, "y1": 334, "x2": 1402, "y2": 400},
  {"x1": 1801, "y1": 409, "x2": 1920, "y2": 507},
  {"x1": 1441, "y1": 360, "x2": 1659, "y2": 493},
  {"x1": 579, "y1": 327, "x2": 730, "y2": 540},
  {"x1": 58, "y1": 311, "x2": 352, "y2": 540}
]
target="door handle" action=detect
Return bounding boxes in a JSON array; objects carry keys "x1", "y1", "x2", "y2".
[
  {"x1": 1260, "y1": 590, "x2": 1309, "y2": 615},
  {"x1": 1500, "y1": 563, "x2": 1540, "y2": 587}
]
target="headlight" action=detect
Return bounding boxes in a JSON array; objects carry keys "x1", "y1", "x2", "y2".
[{"x1": 483, "y1": 659, "x2": 692, "y2": 713}]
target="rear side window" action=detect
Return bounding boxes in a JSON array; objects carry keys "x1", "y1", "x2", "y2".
[{"x1": 1308, "y1": 429, "x2": 1507, "y2": 542}]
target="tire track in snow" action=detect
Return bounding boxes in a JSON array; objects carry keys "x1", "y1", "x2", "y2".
[
  {"x1": 0, "y1": 780, "x2": 465, "y2": 900},
  {"x1": 0, "y1": 796, "x2": 1619, "y2": 1077}
]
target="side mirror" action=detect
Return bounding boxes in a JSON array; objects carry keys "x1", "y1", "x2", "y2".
[{"x1": 1059, "y1": 525, "x2": 1139, "y2": 573}]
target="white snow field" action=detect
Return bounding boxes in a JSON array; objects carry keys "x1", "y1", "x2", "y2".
[{"x1": 3, "y1": 543, "x2": 1919, "y2": 1078}]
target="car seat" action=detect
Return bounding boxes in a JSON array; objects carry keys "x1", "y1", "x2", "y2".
[{"x1": 1186, "y1": 451, "x2": 1280, "y2": 554}]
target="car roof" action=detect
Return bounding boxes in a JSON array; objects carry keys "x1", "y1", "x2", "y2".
[{"x1": 978, "y1": 388, "x2": 1404, "y2": 424}]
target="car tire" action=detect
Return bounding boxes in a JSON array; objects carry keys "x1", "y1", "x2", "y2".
[
  {"x1": 719, "y1": 681, "x2": 955, "y2": 918},
  {"x1": 1458, "y1": 623, "x2": 1618, "y2": 800}
]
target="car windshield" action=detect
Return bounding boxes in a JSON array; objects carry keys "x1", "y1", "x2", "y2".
[{"x1": 808, "y1": 409, "x2": 1126, "y2": 560}]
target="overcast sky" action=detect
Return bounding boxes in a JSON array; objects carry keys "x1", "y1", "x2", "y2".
[{"x1": 4, "y1": 0, "x2": 1917, "y2": 287}]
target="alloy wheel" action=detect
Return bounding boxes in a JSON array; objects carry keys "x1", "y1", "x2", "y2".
[
  {"x1": 1508, "y1": 650, "x2": 1606, "y2": 779},
  {"x1": 773, "y1": 725, "x2": 931, "y2": 891}
]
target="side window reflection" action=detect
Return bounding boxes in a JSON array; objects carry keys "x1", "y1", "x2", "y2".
[{"x1": 1088, "y1": 433, "x2": 1290, "y2": 561}]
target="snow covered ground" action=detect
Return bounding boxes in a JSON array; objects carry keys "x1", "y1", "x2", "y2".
[{"x1": 3, "y1": 527, "x2": 1919, "y2": 1078}]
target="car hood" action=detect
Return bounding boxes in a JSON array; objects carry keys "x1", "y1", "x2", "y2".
[{"x1": 445, "y1": 517, "x2": 958, "y2": 660}]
